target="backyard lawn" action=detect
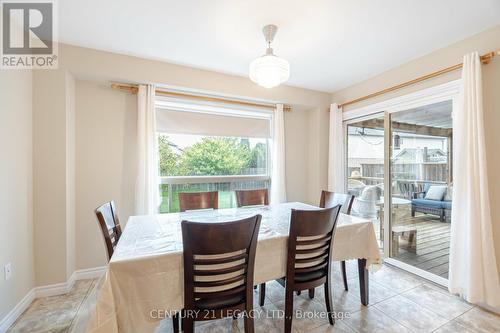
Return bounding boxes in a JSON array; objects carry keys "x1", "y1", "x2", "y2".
[{"x1": 159, "y1": 187, "x2": 235, "y2": 213}]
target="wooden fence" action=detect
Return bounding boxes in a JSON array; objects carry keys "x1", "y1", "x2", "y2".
[{"x1": 360, "y1": 162, "x2": 449, "y2": 183}]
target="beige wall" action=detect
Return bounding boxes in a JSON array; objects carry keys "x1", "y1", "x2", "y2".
[
  {"x1": 330, "y1": 24, "x2": 500, "y2": 267},
  {"x1": 33, "y1": 70, "x2": 76, "y2": 286},
  {"x1": 0, "y1": 70, "x2": 34, "y2": 319},
  {"x1": 58, "y1": 44, "x2": 331, "y2": 110},
  {"x1": 65, "y1": 72, "x2": 76, "y2": 280},
  {"x1": 75, "y1": 81, "x2": 137, "y2": 268}
]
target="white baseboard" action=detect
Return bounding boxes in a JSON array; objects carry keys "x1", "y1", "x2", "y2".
[
  {"x1": 0, "y1": 266, "x2": 107, "y2": 333},
  {"x1": 0, "y1": 289, "x2": 36, "y2": 333},
  {"x1": 34, "y1": 273, "x2": 75, "y2": 298},
  {"x1": 74, "y1": 266, "x2": 106, "y2": 280}
]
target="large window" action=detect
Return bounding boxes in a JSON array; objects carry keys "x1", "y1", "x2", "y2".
[
  {"x1": 159, "y1": 134, "x2": 268, "y2": 177},
  {"x1": 156, "y1": 99, "x2": 272, "y2": 213}
]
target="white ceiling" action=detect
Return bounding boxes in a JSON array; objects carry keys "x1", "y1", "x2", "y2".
[{"x1": 59, "y1": 0, "x2": 500, "y2": 93}]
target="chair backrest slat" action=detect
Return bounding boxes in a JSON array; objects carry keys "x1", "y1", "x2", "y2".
[
  {"x1": 179, "y1": 191, "x2": 218, "y2": 212},
  {"x1": 319, "y1": 190, "x2": 355, "y2": 215},
  {"x1": 95, "y1": 201, "x2": 122, "y2": 261},
  {"x1": 286, "y1": 206, "x2": 341, "y2": 285},
  {"x1": 181, "y1": 215, "x2": 261, "y2": 311},
  {"x1": 235, "y1": 189, "x2": 269, "y2": 207}
]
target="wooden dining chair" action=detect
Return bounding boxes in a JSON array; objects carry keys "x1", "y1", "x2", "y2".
[
  {"x1": 319, "y1": 190, "x2": 355, "y2": 214},
  {"x1": 235, "y1": 189, "x2": 269, "y2": 207},
  {"x1": 178, "y1": 215, "x2": 262, "y2": 333},
  {"x1": 94, "y1": 201, "x2": 122, "y2": 261},
  {"x1": 234, "y1": 189, "x2": 268, "y2": 306},
  {"x1": 178, "y1": 191, "x2": 218, "y2": 212},
  {"x1": 319, "y1": 190, "x2": 355, "y2": 291},
  {"x1": 279, "y1": 206, "x2": 342, "y2": 333}
]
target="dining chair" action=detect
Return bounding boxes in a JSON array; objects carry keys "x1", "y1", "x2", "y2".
[
  {"x1": 178, "y1": 191, "x2": 218, "y2": 212},
  {"x1": 319, "y1": 190, "x2": 355, "y2": 292},
  {"x1": 178, "y1": 215, "x2": 262, "y2": 333},
  {"x1": 279, "y1": 206, "x2": 342, "y2": 333},
  {"x1": 319, "y1": 190, "x2": 355, "y2": 214},
  {"x1": 94, "y1": 201, "x2": 122, "y2": 261},
  {"x1": 234, "y1": 189, "x2": 268, "y2": 306},
  {"x1": 235, "y1": 189, "x2": 269, "y2": 207}
]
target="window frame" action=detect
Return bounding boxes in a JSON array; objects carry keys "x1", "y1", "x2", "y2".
[{"x1": 155, "y1": 99, "x2": 274, "y2": 213}]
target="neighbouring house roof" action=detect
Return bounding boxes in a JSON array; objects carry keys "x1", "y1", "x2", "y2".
[{"x1": 394, "y1": 148, "x2": 447, "y2": 162}]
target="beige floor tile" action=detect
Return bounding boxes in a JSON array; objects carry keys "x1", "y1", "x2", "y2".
[
  {"x1": 273, "y1": 299, "x2": 324, "y2": 332},
  {"x1": 308, "y1": 320, "x2": 357, "y2": 333},
  {"x1": 8, "y1": 268, "x2": 497, "y2": 333},
  {"x1": 7, "y1": 279, "x2": 97, "y2": 333},
  {"x1": 454, "y1": 307, "x2": 500, "y2": 332},
  {"x1": 369, "y1": 265, "x2": 423, "y2": 293},
  {"x1": 345, "y1": 307, "x2": 412, "y2": 333},
  {"x1": 196, "y1": 317, "x2": 241, "y2": 333},
  {"x1": 374, "y1": 294, "x2": 449, "y2": 332},
  {"x1": 344, "y1": 277, "x2": 398, "y2": 305},
  {"x1": 401, "y1": 283, "x2": 472, "y2": 320},
  {"x1": 433, "y1": 319, "x2": 483, "y2": 333},
  {"x1": 263, "y1": 280, "x2": 286, "y2": 303},
  {"x1": 235, "y1": 302, "x2": 285, "y2": 333},
  {"x1": 310, "y1": 283, "x2": 367, "y2": 314}
]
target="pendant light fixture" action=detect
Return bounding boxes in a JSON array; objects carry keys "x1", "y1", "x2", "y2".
[{"x1": 249, "y1": 24, "x2": 290, "y2": 88}]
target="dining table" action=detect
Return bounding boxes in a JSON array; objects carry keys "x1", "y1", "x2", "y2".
[{"x1": 86, "y1": 202, "x2": 381, "y2": 333}]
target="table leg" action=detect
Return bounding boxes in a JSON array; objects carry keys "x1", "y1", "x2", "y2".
[{"x1": 357, "y1": 258, "x2": 369, "y2": 306}]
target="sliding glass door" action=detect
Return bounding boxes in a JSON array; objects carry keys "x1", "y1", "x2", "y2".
[
  {"x1": 346, "y1": 114, "x2": 385, "y2": 250},
  {"x1": 345, "y1": 97, "x2": 454, "y2": 285},
  {"x1": 387, "y1": 100, "x2": 453, "y2": 282}
]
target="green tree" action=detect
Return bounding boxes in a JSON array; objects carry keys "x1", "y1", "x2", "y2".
[
  {"x1": 249, "y1": 142, "x2": 267, "y2": 169},
  {"x1": 179, "y1": 137, "x2": 251, "y2": 175},
  {"x1": 158, "y1": 135, "x2": 179, "y2": 176}
]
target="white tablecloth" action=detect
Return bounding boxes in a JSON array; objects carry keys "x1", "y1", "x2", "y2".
[{"x1": 86, "y1": 202, "x2": 380, "y2": 333}]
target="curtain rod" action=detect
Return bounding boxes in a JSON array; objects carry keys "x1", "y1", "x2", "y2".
[
  {"x1": 110, "y1": 83, "x2": 292, "y2": 112},
  {"x1": 339, "y1": 49, "x2": 500, "y2": 109}
]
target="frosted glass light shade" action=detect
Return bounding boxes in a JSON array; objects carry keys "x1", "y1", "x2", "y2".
[{"x1": 249, "y1": 54, "x2": 290, "y2": 88}]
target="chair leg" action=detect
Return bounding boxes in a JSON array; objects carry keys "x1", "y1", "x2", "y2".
[
  {"x1": 243, "y1": 312, "x2": 255, "y2": 333},
  {"x1": 324, "y1": 281, "x2": 335, "y2": 326},
  {"x1": 341, "y1": 261, "x2": 348, "y2": 291},
  {"x1": 259, "y1": 283, "x2": 266, "y2": 306},
  {"x1": 308, "y1": 288, "x2": 315, "y2": 299},
  {"x1": 172, "y1": 313, "x2": 179, "y2": 333},
  {"x1": 284, "y1": 289, "x2": 294, "y2": 333},
  {"x1": 183, "y1": 317, "x2": 194, "y2": 333}
]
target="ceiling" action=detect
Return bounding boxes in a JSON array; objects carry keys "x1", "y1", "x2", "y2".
[
  {"x1": 394, "y1": 101, "x2": 453, "y2": 129},
  {"x1": 59, "y1": 0, "x2": 500, "y2": 93}
]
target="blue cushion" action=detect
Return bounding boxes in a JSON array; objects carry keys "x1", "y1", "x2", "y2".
[
  {"x1": 442, "y1": 201, "x2": 452, "y2": 210},
  {"x1": 411, "y1": 199, "x2": 443, "y2": 209}
]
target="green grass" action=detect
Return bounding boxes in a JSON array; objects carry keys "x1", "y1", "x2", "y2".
[{"x1": 159, "y1": 187, "x2": 235, "y2": 213}]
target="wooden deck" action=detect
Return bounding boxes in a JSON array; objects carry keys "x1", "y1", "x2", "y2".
[{"x1": 373, "y1": 214, "x2": 451, "y2": 279}]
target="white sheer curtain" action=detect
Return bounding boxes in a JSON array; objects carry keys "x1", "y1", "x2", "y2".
[
  {"x1": 270, "y1": 104, "x2": 287, "y2": 204},
  {"x1": 449, "y1": 52, "x2": 500, "y2": 307},
  {"x1": 328, "y1": 103, "x2": 345, "y2": 193},
  {"x1": 135, "y1": 84, "x2": 159, "y2": 215}
]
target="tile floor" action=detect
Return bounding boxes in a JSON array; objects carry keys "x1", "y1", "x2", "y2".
[
  {"x1": 7, "y1": 262, "x2": 500, "y2": 333},
  {"x1": 7, "y1": 279, "x2": 100, "y2": 333}
]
